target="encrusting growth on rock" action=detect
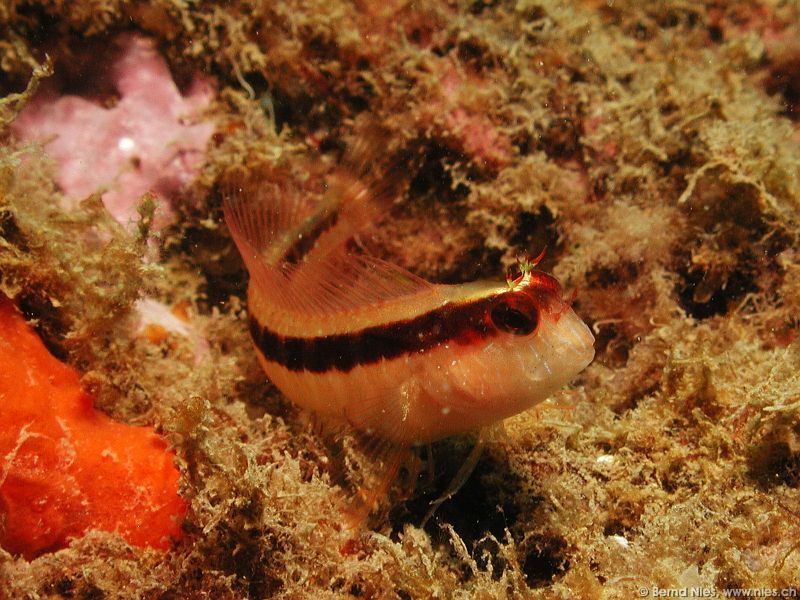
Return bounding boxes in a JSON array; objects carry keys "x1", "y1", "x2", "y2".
[{"x1": 0, "y1": 294, "x2": 186, "y2": 559}]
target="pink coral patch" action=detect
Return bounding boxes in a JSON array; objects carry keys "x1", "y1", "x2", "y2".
[
  {"x1": 422, "y1": 58, "x2": 513, "y2": 170},
  {"x1": 12, "y1": 34, "x2": 215, "y2": 230}
]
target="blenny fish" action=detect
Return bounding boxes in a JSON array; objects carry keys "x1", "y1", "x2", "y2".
[{"x1": 224, "y1": 145, "x2": 595, "y2": 515}]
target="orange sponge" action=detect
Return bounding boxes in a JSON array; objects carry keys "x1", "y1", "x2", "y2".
[{"x1": 0, "y1": 294, "x2": 187, "y2": 559}]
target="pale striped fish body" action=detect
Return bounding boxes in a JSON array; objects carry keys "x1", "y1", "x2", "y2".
[{"x1": 224, "y1": 168, "x2": 595, "y2": 446}]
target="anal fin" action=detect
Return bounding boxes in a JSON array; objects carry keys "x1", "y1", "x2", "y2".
[
  {"x1": 316, "y1": 421, "x2": 416, "y2": 530},
  {"x1": 343, "y1": 434, "x2": 414, "y2": 529}
]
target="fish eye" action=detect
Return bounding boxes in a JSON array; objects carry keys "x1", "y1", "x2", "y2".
[{"x1": 490, "y1": 299, "x2": 538, "y2": 335}]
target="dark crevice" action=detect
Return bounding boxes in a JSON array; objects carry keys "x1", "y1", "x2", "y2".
[
  {"x1": 748, "y1": 437, "x2": 800, "y2": 490},
  {"x1": 676, "y1": 263, "x2": 759, "y2": 320},
  {"x1": 392, "y1": 443, "x2": 541, "y2": 580},
  {"x1": 520, "y1": 534, "x2": 570, "y2": 588}
]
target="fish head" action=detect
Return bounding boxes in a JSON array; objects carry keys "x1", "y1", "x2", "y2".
[
  {"x1": 486, "y1": 271, "x2": 596, "y2": 408},
  {"x1": 421, "y1": 270, "x2": 595, "y2": 436}
]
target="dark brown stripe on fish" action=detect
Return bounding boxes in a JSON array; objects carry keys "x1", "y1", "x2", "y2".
[
  {"x1": 280, "y1": 203, "x2": 340, "y2": 265},
  {"x1": 249, "y1": 297, "x2": 498, "y2": 373}
]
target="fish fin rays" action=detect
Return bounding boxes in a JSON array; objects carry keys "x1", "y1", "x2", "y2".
[
  {"x1": 223, "y1": 176, "x2": 318, "y2": 270},
  {"x1": 283, "y1": 252, "x2": 432, "y2": 316},
  {"x1": 342, "y1": 435, "x2": 414, "y2": 529},
  {"x1": 317, "y1": 420, "x2": 416, "y2": 529},
  {"x1": 223, "y1": 171, "x2": 433, "y2": 328}
]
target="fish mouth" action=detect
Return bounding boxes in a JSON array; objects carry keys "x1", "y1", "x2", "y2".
[
  {"x1": 544, "y1": 308, "x2": 596, "y2": 372},
  {"x1": 515, "y1": 309, "x2": 594, "y2": 391}
]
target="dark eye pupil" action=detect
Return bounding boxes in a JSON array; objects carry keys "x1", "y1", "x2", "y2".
[{"x1": 490, "y1": 303, "x2": 537, "y2": 335}]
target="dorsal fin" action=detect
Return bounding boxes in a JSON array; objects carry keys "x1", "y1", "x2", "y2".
[
  {"x1": 222, "y1": 175, "x2": 318, "y2": 271},
  {"x1": 223, "y1": 143, "x2": 434, "y2": 326}
]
